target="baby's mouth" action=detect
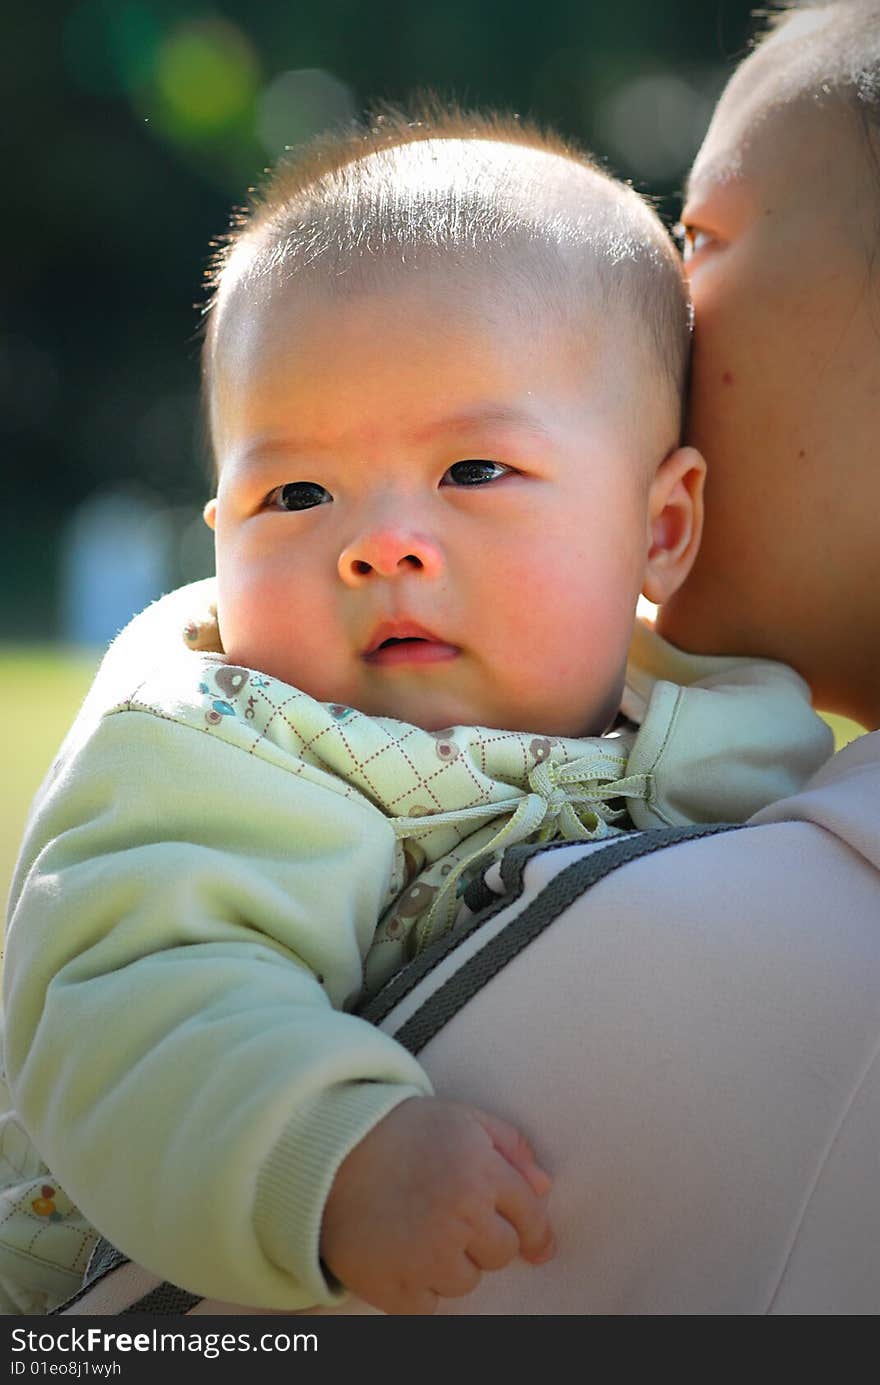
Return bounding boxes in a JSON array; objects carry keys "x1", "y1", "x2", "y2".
[
  {"x1": 378, "y1": 636, "x2": 425, "y2": 649},
  {"x1": 363, "y1": 622, "x2": 459, "y2": 667}
]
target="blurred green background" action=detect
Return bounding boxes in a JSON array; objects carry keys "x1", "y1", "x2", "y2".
[{"x1": 1, "y1": 1, "x2": 865, "y2": 905}]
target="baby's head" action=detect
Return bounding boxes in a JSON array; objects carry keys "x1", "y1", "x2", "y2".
[{"x1": 203, "y1": 108, "x2": 703, "y2": 737}]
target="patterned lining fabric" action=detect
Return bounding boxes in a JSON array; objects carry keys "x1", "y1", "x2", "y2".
[
  {"x1": 0, "y1": 1082, "x2": 97, "y2": 1313},
  {"x1": 121, "y1": 647, "x2": 642, "y2": 993}
]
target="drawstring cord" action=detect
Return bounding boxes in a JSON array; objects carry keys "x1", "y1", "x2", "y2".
[{"x1": 390, "y1": 750, "x2": 651, "y2": 951}]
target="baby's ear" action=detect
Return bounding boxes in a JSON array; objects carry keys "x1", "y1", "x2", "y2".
[
  {"x1": 203, "y1": 498, "x2": 218, "y2": 530},
  {"x1": 641, "y1": 446, "x2": 706, "y2": 605}
]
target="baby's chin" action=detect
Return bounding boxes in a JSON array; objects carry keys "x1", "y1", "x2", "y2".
[
  {"x1": 342, "y1": 695, "x2": 615, "y2": 739},
  {"x1": 351, "y1": 661, "x2": 623, "y2": 737},
  {"x1": 219, "y1": 644, "x2": 616, "y2": 738}
]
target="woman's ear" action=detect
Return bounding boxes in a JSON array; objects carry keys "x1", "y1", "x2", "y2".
[
  {"x1": 203, "y1": 498, "x2": 217, "y2": 530},
  {"x1": 641, "y1": 446, "x2": 706, "y2": 605}
]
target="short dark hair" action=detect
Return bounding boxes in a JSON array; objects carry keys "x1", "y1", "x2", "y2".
[{"x1": 758, "y1": 1, "x2": 880, "y2": 127}]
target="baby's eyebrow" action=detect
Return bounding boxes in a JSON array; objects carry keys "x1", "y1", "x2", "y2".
[
  {"x1": 233, "y1": 406, "x2": 556, "y2": 468},
  {"x1": 235, "y1": 434, "x2": 334, "y2": 466},
  {"x1": 411, "y1": 404, "x2": 556, "y2": 445}
]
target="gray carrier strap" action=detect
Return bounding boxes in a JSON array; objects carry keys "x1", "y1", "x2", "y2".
[
  {"x1": 52, "y1": 821, "x2": 741, "y2": 1318},
  {"x1": 361, "y1": 822, "x2": 742, "y2": 1053},
  {"x1": 53, "y1": 1239, "x2": 200, "y2": 1316}
]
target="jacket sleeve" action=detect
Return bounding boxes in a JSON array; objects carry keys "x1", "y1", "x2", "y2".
[{"x1": 3, "y1": 707, "x2": 431, "y2": 1310}]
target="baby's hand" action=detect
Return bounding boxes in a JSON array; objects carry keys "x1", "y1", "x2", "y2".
[{"x1": 320, "y1": 1096, "x2": 555, "y2": 1315}]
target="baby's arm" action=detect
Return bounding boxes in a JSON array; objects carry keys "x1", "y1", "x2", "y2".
[
  {"x1": 6, "y1": 701, "x2": 555, "y2": 1312},
  {"x1": 4, "y1": 707, "x2": 431, "y2": 1310},
  {"x1": 322, "y1": 1097, "x2": 554, "y2": 1315}
]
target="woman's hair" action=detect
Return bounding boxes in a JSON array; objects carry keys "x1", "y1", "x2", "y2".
[
  {"x1": 757, "y1": 0, "x2": 880, "y2": 253},
  {"x1": 759, "y1": 1, "x2": 880, "y2": 128}
]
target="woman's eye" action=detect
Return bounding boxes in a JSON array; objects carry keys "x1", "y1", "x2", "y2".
[
  {"x1": 442, "y1": 460, "x2": 510, "y2": 487},
  {"x1": 674, "y1": 222, "x2": 720, "y2": 263},
  {"x1": 265, "y1": 482, "x2": 332, "y2": 511}
]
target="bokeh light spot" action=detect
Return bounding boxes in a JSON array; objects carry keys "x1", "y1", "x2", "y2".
[
  {"x1": 595, "y1": 70, "x2": 717, "y2": 181},
  {"x1": 156, "y1": 19, "x2": 259, "y2": 136},
  {"x1": 257, "y1": 69, "x2": 357, "y2": 158}
]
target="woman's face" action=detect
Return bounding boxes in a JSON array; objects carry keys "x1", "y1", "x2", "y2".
[{"x1": 658, "y1": 19, "x2": 880, "y2": 728}]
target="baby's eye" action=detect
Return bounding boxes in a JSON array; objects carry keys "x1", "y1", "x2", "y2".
[
  {"x1": 265, "y1": 481, "x2": 332, "y2": 511},
  {"x1": 673, "y1": 222, "x2": 720, "y2": 263},
  {"x1": 442, "y1": 460, "x2": 510, "y2": 487}
]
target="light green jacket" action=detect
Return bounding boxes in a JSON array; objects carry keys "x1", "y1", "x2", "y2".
[{"x1": 1, "y1": 581, "x2": 832, "y2": 1312}]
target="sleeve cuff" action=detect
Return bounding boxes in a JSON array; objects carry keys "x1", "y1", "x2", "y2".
[{"x1": 254, "y1": 1080, "x2": 426, "y2": 1304}]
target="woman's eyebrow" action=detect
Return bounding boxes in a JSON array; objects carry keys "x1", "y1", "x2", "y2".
[
  {"x1": 682, "y1": 163, "x2": 712, "y2": 206},
  {"x1": 683, "y1": 153, "x2": 744, "y2": 208}
]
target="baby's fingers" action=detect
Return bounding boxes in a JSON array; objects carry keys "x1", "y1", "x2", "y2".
[
  {"x1": 380, "y1": 1285, "x2": 440, "y2": 1316},
  {"x1": 474, "y1": 1109, "x2": 553, "y2": 1197},
  {"x1": 493, "y1": 1158, "x2": 556, "y2": 1267},
  {"x1": 466, "y1": 1211, "x2": 520, "y2": 1272}
]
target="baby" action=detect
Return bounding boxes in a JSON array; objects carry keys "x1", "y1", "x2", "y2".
[{"x1": 1, "y1": 109, "x2": 831, "y2": 1316}]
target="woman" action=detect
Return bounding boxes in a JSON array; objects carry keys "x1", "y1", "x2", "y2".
[
  {"x1": 41, "y1": 0, "x2": 880, "y2": 1315},
  {"x1": 414, "y1": 0, "x2": 880, "y2": 1314}
]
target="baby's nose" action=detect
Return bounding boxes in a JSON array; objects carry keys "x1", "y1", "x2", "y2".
[{"x1": 338, "y1": 526, "x2": 445, "y2": 584}]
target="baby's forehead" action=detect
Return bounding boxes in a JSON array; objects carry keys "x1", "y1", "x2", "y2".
[
  {"x1": 207, "y1": 254, "x2": 672, "y2": 488},
  {"x1": 211, "y1": 242, "x2": 587, "y2": 384}
]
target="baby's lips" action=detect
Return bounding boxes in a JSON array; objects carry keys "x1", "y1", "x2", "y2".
[{"x1": 362, "y1": 617, "x2": 448, "y2": 656}]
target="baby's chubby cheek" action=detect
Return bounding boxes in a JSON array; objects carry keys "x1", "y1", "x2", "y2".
[
  {"x1": 213, "y1": 563, "x2": 308, "y2": 684},
  {"x1": 513, "y1": 561, "x2": 638, "y2": 733},
  {"x1": 493, "y1": 612, "x2": 622, "y2": 736}
]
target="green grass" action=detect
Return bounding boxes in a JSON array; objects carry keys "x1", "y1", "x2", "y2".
[
  {"x1": 2, "y1": 646, "x2": 99, "y2": 912},
  {"x1": 0, "y1": 644, "x2": 869, "y2": 918}
]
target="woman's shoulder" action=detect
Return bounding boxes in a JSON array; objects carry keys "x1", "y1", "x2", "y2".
[{"x1": 751, "y1": 728, "x2": 880, "y2": 872}]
